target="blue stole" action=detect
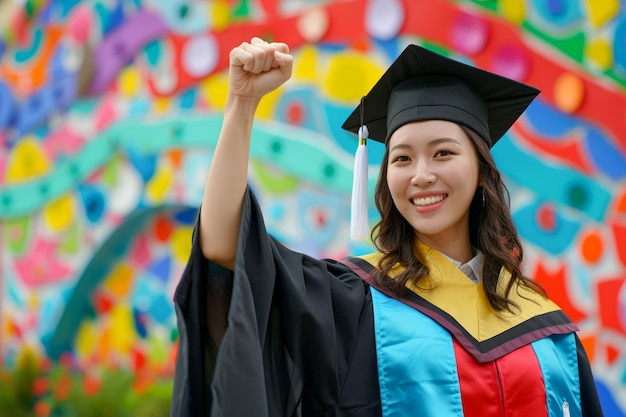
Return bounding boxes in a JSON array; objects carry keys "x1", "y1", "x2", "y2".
[{"x1": 370, "y1": 288, "x2": 581, "y2": 417}]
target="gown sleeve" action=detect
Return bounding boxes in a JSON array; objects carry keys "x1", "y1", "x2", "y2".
[
  {"x1": 576, "y1": 335, "x2": 605, "y2": 416},
  {"x1": 170, "y1": 188, "x2": 380, "y2": 417}
]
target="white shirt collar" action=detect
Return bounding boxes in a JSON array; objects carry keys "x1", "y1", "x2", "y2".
[{"x1": 441, "y1": 249, "x2": 484, "y2": 283}]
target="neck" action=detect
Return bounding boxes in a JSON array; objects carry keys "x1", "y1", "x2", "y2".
[{"x1": 416, "y1": 236, "x2": 474, "y2": 263}]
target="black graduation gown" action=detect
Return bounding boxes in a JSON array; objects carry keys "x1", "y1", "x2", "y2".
[{"x1": 170, "y1": 189, "x2": 603, "y2": 417}]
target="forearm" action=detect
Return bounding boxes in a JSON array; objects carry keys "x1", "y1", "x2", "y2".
[{"x1": 199, "y1": 94, "x2": 260, "y2": 269}]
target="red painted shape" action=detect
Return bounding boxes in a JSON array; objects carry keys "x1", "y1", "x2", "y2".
[
  {"x1": 92, "y1": 292, "x2": 114, "y2": 314},
  {"x1": 606, "y1": 343, "x2": 620, "y2": 365},
  {"x1": 537, "y1": 203, "x2": 557, "y2": 233},
  {"x1": 612, "y1": 223, "x2": 626, "y2": 267},
  {"x1": 154, "y1": 216, "x2": 173, "y2": 242},
  {"x1": 512, "y1": 122, "x2": 594, "y2": 175},
  {"x1": 286, "y1": 101, "x2": 304, "y2": 125},
  {"x1": 596, "y1": 278, "x2": 626, "y2": 335},
  {"x1": 533, "y1": 262, "x2": 587, "y2": 323}
]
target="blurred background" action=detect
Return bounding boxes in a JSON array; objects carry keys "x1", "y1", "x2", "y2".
[{"x1": 0, "y1": 0, "x2": 624, "y2": 415}]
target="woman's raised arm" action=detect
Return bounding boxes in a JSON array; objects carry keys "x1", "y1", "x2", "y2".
[{"x1": 199, "y1": 37, "x2": 293, "y2": 269}]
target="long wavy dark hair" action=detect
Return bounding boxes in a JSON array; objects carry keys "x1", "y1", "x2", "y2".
[{"x1": 370, "y1": 124, "x2": 545, "y2": 313}]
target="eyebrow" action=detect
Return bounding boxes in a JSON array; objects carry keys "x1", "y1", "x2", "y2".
[{"x1": 389, "y1": 137, "x2": 462, "y2": 152}]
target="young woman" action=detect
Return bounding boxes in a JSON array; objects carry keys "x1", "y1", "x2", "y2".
[{"x1": 170, "y1": 37, "x2": 604, "y2": 417}]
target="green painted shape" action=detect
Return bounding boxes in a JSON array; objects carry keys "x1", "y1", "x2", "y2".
[
  {"x1": 3, "y1": 216, "x2": 31, "y2": 255},
  {"x1": 232, "y1": 0, "x2": 251, "y2": 18},
  {"x1": 0, "y1": 114, "x2": 378, "y2": 219},
  {"x1": 58, "y1": 222, "x2": 80, "y2": 254},
  {"x1": 251, "y1": 160, "x2": 299, "y2": 193},
  {"x1": 522, "y1": 23, "x2": 585, "y2": 62}
]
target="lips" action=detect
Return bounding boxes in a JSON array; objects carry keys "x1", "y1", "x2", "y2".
[{"x1": 412, "y1": 194, "x2": 447, "y2": 206}]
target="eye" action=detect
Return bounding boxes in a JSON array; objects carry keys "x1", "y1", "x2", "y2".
[
  {"x1": 391, "y1": 155, "x2": 410, "y2": 163},
  {"x1": 435, "y1": 149, "x2": 453, "y2": 158}
]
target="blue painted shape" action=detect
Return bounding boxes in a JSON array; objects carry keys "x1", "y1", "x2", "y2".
[
  {"x1": 595, "y1": 379, "x2": 626, "y2": 417},
  {"x1": 51, "y1": 72, "x2": 78, "y2": 111},
  {"x1": 275, "y1": 87, "x2": 326, "y2": 132},
  {"x1": 531, "y1": 0, "x2": 582, "y2": 26},
  {"x1": 615, "y1": 16, "x2": 626, "y2": 75},
  {"x1": 38, "y1": 296, "x2": 61, "y2": 338},
  {"x1": 148, "y1": 256, "x2": 171, "y2": 284},
  {"x1": 94, "y1": 0, "x2": 126, "y2": 34},
  {"x1": 148, "y1": 294, "x2": 173, "y2": 324},
  {"x1": 128, "y1": 97, "x2": 151, "y2": 116},
  {"x1": 323, "y1": 102, "x2": 386, "y2": 165},
  {"x1": 13, "y1": 72, "x2": 77, "y2": 135},
  {"x1": 47, "y1": 0, "x2": 82, "y2": 20},
  {"x1": 179, "y1": 89, "x2": 197, "y2": 109},
  {"x1": 373, "y1": 37, "x2": 400, "y2": 62},
  {"x1": 0, "y1": 81, "x2": 15, "y2": 130},
  {"x1": 513, "y1": 201, "x2": 581, "y2": 255},
  {"x1": 142, "y1": 40, "x2": 162, "y2": 68},
  {"x1": 585, "y1": 130, "x2": 626, "y2": 180},
  {"x1": 150, "y1": 1, "x2": 208, "y2": 34},
  {"x1": 492, "y1": 135, "x2": 611, "y2": 222},
  {"x1": 133, "y1": 307, "x2": 148, "y2": 339},
  {"x1": 14, "y1": 91, "x2": 52, "y2": 135},
  {"x1": 524, "y1": 99, "x2": 579, "y2": 138},
  {"x1": 6, "y1": 269, "x2": 24, "y2": 306},
  {"x1": 174, "y1": 207, "x2": 198, "y2": 225},
  {"x1": 14, "y1": 28, "x2": 43, "y2": 63},
  {"x1": 78, "y1": 185, "x2": 106, "y2": 223},
  {"x1": 126, "y1": 147, "x2": 157, "y2": 182},
  {"x1": 0, "y1": 40, "x2": 5, "y2": 59},
  {"x1": 268, "y1": 201, "x2": 286, "y2": 222},
  {"x1": 131, "y1": 276, "x2": 156, "y2": 310},
  {"x1": 296, "y1": 189, "x2": 343, "y2": 247},
  {"x1": 45, "y1": 205, "x2": 195, "y2": 359}
]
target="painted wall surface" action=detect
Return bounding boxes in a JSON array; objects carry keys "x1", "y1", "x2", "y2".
[{"x1": 0, "y1": 0, "x2": 625, "y2": 414}]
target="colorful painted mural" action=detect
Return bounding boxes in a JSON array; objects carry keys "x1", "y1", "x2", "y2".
[{"x1": 0, "y1": 0, "x2": 624, "y2": 415}]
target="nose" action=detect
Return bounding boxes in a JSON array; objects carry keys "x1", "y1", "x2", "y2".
[{"x1": 411, "y1": 161, "x2": 436, "y2": 186}]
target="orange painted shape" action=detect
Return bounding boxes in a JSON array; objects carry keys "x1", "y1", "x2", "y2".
[
  {"x1": 533, "y1": 261, "x2": 587, "y2": 323},
  {"x1": 596, "y1": 278, "x2": 626, "y2": 335},
  {"x1": 554, "y1": 72, "x2": 585, "y2": 113},
  {"x1": 579, "y1": 335, "x2": 596, "y2": 363},
  {"x1": 168, "y1": 149, "x2": 183, "y2": 168},
  {"x1": 580, "y1": 230, "x2": 604, "y2": 264},
  {"x1": 616, "y1": 189, "x2": 626, "y2": 213},
  {"x1": 0, "y1": 26, "x2": 64, "y2": 95}
]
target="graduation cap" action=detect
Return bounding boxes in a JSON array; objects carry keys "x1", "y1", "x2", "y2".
[{"x1": 342, "y1": 44, "x2": 540, "y2": 240}]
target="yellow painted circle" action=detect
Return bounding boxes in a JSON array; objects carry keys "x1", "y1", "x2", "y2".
[{"x1": 499, "y1": 0, "x2": 526, "y2": 25}]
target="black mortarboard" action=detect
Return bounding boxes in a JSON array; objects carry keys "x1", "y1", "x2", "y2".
[{"x1": 341, "y1": 44, "x2": 540, "y2": 147}]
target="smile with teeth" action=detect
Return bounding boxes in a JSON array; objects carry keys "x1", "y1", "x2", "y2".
[{"x1": 412, "y1": 194, "x2": 447, "y2": 206}]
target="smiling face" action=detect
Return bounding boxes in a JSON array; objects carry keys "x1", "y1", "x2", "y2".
[{"x1": 386, "y1": 120, "x2": 481, "y2": 259}]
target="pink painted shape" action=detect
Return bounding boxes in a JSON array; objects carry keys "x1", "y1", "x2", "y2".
[
  {"x1": 130, "y1": 234, "x2": 151, "y2": 267},
  {"x1": 43, "y1": 127, "x2": 85, "y2": 157},
  {"x1": 14, "y1": 239, "x2": 72, "y2": 287},
  {"x1": 67, "y1": 5, "x2": 93, "y2": 44},
  {"x1": 450, "y1": 12, "x2": 488, "y2": 56},
  {"x1": 94, "y1": 98, "x2": 119, "y2": 131},
  {"x1": 492, "y1": 45, "x2": 530, "y2": 82}
]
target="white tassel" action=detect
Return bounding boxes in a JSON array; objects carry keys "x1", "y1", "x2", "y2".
[{"x1": 351, "y1": 125, "x2": 369, "y2": 240}]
